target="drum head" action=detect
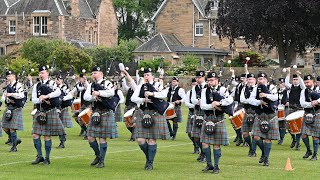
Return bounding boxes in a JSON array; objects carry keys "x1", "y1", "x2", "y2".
[
  {"x1": 286, "y1": 110, "x2": 305, "y2": 121},
  {"x1": 124, "y1": 108, "x2": 135, "y2": 118},
  {"x1": 78, "y1": 108, "x2": 90, "y2": 117},
  {"x1": 73, "y1": 99, "x2": 81, "y2": 104},
  {"x1": 234, "y1": 108, "x2": 244, "y2": 116},
  {"x1": 31, "y1": 109, "x2": 38, "y2": 115}
]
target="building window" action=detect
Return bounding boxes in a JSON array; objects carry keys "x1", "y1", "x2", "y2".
[
  {"x1": 9, "y1": 20, "x2": 16, "y2": 35},
  {"x1": 85, "y1": 30, "x2": 89, "y2": 42},
  {"x1": 195, "y1": 23, "x2": 204, "y2": 36},
  {"x1": 314, "y1": 53, "x2": 320, "y2": 64},
  {"x1": 33, "y1": 16, "x2": 47, "y2": 36},
  {"x1": 0, "y1": 47, "x2": 4, "y2": 55},
  {"x1": 211, "y1": 23, "x2": 217, "y2": 36},
  {"x1": 138, "y1": 55, "x2": 144, "y2": 61},
  {"x1": 153, "y1": 55, "x2": 162, "y2": 60},
  {"x1": 89, "y1": 27, "x2": 93, "y2": 43},
  {"x1": 93, "y1": 31, "x2": 97, "y2": 44}
]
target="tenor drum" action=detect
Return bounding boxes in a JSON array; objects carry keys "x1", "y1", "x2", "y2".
[
  {"x1": 78, "y1": 108, "x2": 92, "y2": 125},
  {"x1": 165, "y1": 103, "x2": 176, "y2": 120},
  {"x1": 286, "y1": 110, "x2": 304, "y2": 134},
  {"x1": 71, "y1": 99, "x2": 81, "y2": 112},
  {"x1": 124, "y1": 108, "x2": 135, "y2": 127},
  {"x1": 277, "y1": 104, "x2": 285, "y2": 120},
  {"x1": 230, "y1": 108, "x2": 245, "y2": 130}
]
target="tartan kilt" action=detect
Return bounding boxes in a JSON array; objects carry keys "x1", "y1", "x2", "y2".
[
  {"x1": 241, "y1": 112, "x2": 254, "y2": 133},
  {"x1": 186, "y1": 110, "x2": 194, "y2": 133},
  {"x1": 60, "y1": 107, "x2": 73, "y2": 128},
  {"x1": 114, "y1": 104, "x2": 123, "y2": 122},
  {"x1": 252, "y1": 113, "x2": 280, "y2": 140},
  {"x1": 87, "y1": 110, "x2": 118, "y2": 139},
  {"x1": 32, "y1": 108, "x2": 65, "y2": 136},
  {"x1": 2, "y1": 107, "x2": 24, "y2": 131},
  {"x1": 192, "y1": 109, "x2": 205, "y2": 138},
  {"x1": 201, "y1": 114, "x2": 229, "y2": 146},
  {"x1": 134, "y1": 109, "x2": 170, "y2": 140},
  {"x1": 301, "y1": 114, "x2": 320, "y2": 137},
  {"x1": 168, "y1": 105, "x2": 182, "y2": 123}
]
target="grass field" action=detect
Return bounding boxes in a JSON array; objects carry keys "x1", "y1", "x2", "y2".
[{"x1": 0, "y1": 102, "x2": 319, "y2": 180}]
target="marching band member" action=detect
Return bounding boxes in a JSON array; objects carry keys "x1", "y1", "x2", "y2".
[
  {"x1": 277, "y1": 78, "x2": 288, "y2": 145},
  {"x1": 1, "y1": 70, "x2": 25, "y2": 152},
  {"x1": 120, "y1": 69, "x2": 137, "y2": 141},
  {"x1": 184, "y1": 78, "x2": 199, "y2": 154},
  {"x1": 300, "y1": 75, "x2": 320, "y2": 161},
  {"x1": 83, "y1": 66, "x2": 117, "y2": 168},
  {"x1": 315, "y1": 76, "x2": 320, "y2": 93},
  {"x1": 200, "y1": 72, "x2": 233, "y2": 174},
  {"x1": 285, "y1": 68, "x2": 305, "y2": 150},
  {"x1": 131, "y1": 67, "x2": 170, "y2": 170},
  {"x1": 166, "y1": 77, "x2": 186, "y2": 140},
  {"x1": 114, "y1": 82, "x2": 125, "y2": 123},
  {"x1": 55, "y1": 75, "x2": 73, "y2": 148},
  {"x1": 248, "y1": 72, "x2": 279, "y2": 166},
  {"x1": 31, "y1": 65, "x2": 64, "y2": 165},
  {"x1": 240, "y1": 73, "x2": 257, "y2": 157},
  {"x1": 191, "y1": 70, "x2": 207, "y2": 162}
]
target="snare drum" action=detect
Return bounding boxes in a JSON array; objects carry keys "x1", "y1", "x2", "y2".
[
  {"x1": 230, "y1": 108, "x2": 245, "y2": 130},
  {"x1": 286, "y1": 110, "x2": 304, "y2": 134},
  {"x1": 78, "y1": 108, "x2": 92, "y2": 125},
  {"x1": 124, "y1": 108, "x2": 135, "y2": 127},
  {"x1": 165, "y1": 103, "x2": 176, "y2": 120},
  {"x1": 277, "y1": 105, "x2": 285, "y2": 120},
  {"x1": 71, "y1": 99, "x2": 81, "y2": 112}
]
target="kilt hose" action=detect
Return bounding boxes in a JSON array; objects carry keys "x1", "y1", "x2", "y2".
[
  {"x1": 186, "y1": 110, "x2": 194, "y2": 133},
  {"x1": 32, "y1": 108, "x2": 65, "y2": 136},
  {"x1": 241, "y1": 112, "x2": 254, "y2": 133},
  {"x1": 87, "y1": 110, "x2": 118, "y2": 139},
  {"x1": 115, "y1": 104, "x2": 123, "y2": 122},
  {"x1": 2, "y1": 107, "x2": 24, "y2": 131},
  {"x1": 301, "y1": 113, "x2": 320, "y2": 137},
  {"x1": 201, "y1": 114, "x2": 229, "y2": 146},
  {"x1": 252, "y1": 113, "x2": 280, "y2": 140},
  {"x1": 60, "y1": 107, "x2": 73, "y2": 128},
  {"x1": 134, "y1": 109, "x2": 170, "y2": 140}
]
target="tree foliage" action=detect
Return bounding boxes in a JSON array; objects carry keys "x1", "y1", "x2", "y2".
[
  {"x1": 216, "y1": 0, "x2": 320, "y2": 67},
  {"x1": 8, "y1": 57, "x2": 39, "y2": 76},
  {"x1": 113, "y1": 0, "x2": 164, "y2": 40}
]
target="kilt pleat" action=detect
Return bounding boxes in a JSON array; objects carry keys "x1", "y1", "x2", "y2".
[
  {"x1": 32, "y1": 108, "x2": 65, "y2": 136},
  {"x1": 252, "y1": 113, "x2": 279, "y2": 140},
  {"x1": 186, "y1": 110, "x2": 194, "y2": 133},
  {"x1": 134, "y1": 109, "x2": 170, "y2": 140},
  {"x1": 301, "y1": 114, "x2": 320, "y2": 137},
  {"x1": 200, "y1": 114, "x2": 229, "y2": 145},
  {"x1": 241, "y1": 112, "x2": 254, "y2": 133},
  {"x1": 191, "y1": 109, "x2": 205, "y2": 138},
  {"x1": 114, "y1": 104, "x2": 123, "y2": 122},
  {"x1": 60, "y1": 107, "x2": 73, "y2": 128},
  {"x1": 87, "y1": 110, "x2": 118, "y2": 139},
  {"x1": 2, "y1": 107, "x2": 24, "y2": 131}
]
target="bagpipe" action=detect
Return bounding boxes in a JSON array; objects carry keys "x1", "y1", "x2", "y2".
[
  {"x1": 37, "y1": 80, "x2": 61, "y2": 110},
  {"x1": 91, "y1": 79, "x2": 120, "y2": 111},
  {"x1": 257, "y1": 84, "x2": 277, "y2": 112},
  {"x1": 207, "y1": 86, "x2": 234, "y2": 116}
]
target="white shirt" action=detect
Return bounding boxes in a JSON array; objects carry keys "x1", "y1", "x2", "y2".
[
  {"x1": 1, "y1": 80, "x2": 25, "y2": 102},
  {"x1": 121, "y1": 78, "x2": 137, "y2": 92},
  {"x1": 184, "y1": 90, "x2": 195, "y2": 109},
  {"x1": 83, "y1": 78, "x2": 114, "y2": 102},
  {"x1": 248, "y1": 84, "x2": 278, "y2": 107},
  {"x1": 285, "y1": 74, "x2": 306, "y2": 90},
  {"x1": 32, "y1": 79, "x2": 61, "y2": 104},
  {"x1": 200, "y1": 86, "x2": 233, "y2": 110},
  {"x1": 168, "y1": 85, "x2": 186, "y2": 103},
  {"x1": 300, "y1": 87, "x2": 320, "y2": 108},
  {"x1": 116, "y1": 89, "x2": 125, "y2": 104},
  {"x1": 240, "y1": 84, "x2": 256, "y2": 104},
  {"x1": 191, "y1": 82, "x2": 207, "y2": 105},
  {"x1": 131, "y1": 81, "x2": 167, "y2": 105}
]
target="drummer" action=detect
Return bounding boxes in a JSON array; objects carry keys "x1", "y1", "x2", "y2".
[
  {"x1": 277, "y1": 78, "x2": 289, "y2": 145},
  {"x1": 114, "y1": 82, "x2": 125, "y2": 123},
  {"x1": 166, "y1": 77, "x2": 186, "y2": 140},
  {"x1": 240, "y1": 73, "x2": 257, "y2": 157},
  {"x1": 285, "y1": 68, "x2": 305, "y2": 150},
  {"x1": 300, "y1": 75, "x2": 320, "y2": 161}
]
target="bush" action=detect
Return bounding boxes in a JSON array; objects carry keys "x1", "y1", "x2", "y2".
[
  {"x1": 225, "y1": 50, "x2": 264, "y2": 67},
  {"x1": 182, "y1": 54, "x2": 200, "y2": 66},
  {"x1": 8, "y1": 56, "x2": 39, "y2": 76}
]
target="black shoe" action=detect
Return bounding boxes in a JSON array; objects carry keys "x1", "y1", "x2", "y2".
[
  {"x1": 196, "y1": 154, "x2": 202, "y2": 161},
  {"x1": 263, "y1": 159, "x2": 269, "y2": 166},
  {"x1": 90, "y1": 157, "x2": 100, "y2": 166},
  {"x1": 278, "y1": 139, "x2": 283, "y2": 145},
  {"x1": 212, "y1": 165, "x2": 220, "y2": 174},
  {"x1": 144, "y1": 160, "x2": 150, "y2": 169},
  {"x1": 43, "y1": 158, "x2": 51, "y2": 165},
  {"x1": 200, "y1": 155, "x2": 206, "y2": 163},
  {"x1": 56, "y1": 143, "x2": 65, "y2": 149},
  {"x1": 259, "y1": 156, "x2": 265, "y2": 163},
  {"x1": 79, "y1": 129, "x2": 85, "y2": 136},
  {"x1": 233, "y1": 136, "x2": 239, "y2": 142},
  {"x1": 248, "y1": 150, "x2": 256, "y2": 157},
  {"x1": 242, "y1": 142, "x2": 248, "y2": 147},
  {"x1": 145, "y1": 161, "x2": 153, "y2": 170},
  {"x1": 16, "y1": 139, "x2": 22, "y2": 146},
  {"x1": 290, "y1": 141, "x2": 296, "y2": 148},
  {"x1": 5, "y1": 139, "x2": 11, "y2": 146},
  {"x1": 295, "y1": 144, "x2": 301, "y2": 151},
  {"x1": 310, "y1": 154, "x2": 317, "y2": 161},
  {"x1": 32, "y1": 156, "x2": 45, "y2": 165},
  {"x1": 172, "y1": 136, "x2": 176, "y2": 141},
  {"x1": 95, "y1": 161, "x2": 105, "y2": 168},
  {"x1": 303, "y1": 150, "x2": 313, "y2": 159},
  {"x1": 193, "y1": 149, "x2": 200, "y2": 154},
  {"x1": 236, "y1": 139, "x2": 243, "y2": 146},
  {"x1": 9, "y1": 146, "x2": 17, "y2": 152},
  {"x1": 202, "y1": 164, "x2": 213, "y2": 172},
  {"x1": 83, "y1": 136, "x2": 88, "y2": 140}
]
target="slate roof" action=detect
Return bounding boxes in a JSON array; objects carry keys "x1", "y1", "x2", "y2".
[
  {"x1": 70, "y1": 39, "x2": 96, "y2": 48},
  {"x1": 135, "y1": 33, "x2": 229, "y2": 55}
]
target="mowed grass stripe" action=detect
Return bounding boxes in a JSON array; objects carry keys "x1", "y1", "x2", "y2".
[{"x1": 0, "y1": 102, "x2": 318, "y2": 179}]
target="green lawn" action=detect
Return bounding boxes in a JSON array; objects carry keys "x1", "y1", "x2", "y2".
[{"x1": 0, "y1": 102, "x2": 318, "y2": 180}]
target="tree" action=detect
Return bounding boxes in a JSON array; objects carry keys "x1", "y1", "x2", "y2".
[
  {"x1": 216, "y1": 0, "x2": 320, "y2": 67},
  {"x1": 113, "y1": 0, "x2": 164, "y2": 40}
]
